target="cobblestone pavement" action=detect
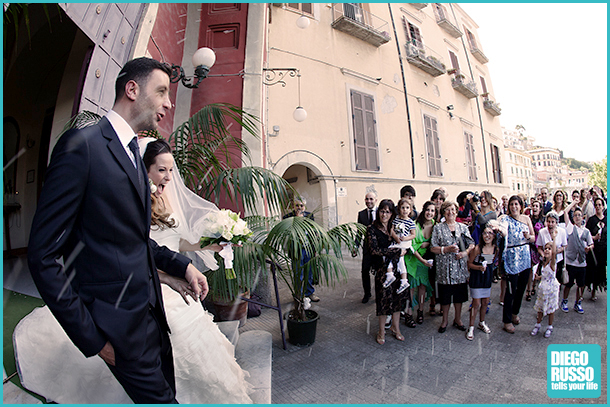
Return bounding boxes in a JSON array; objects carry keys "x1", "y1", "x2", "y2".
[{"x1": 240, "y1": 250, "x2": 607, "y2": 404}]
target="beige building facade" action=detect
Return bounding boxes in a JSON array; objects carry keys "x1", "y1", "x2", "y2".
[
  {"x1": 259, "y1": 3, "x2": 509, "y2": 226},
  {"x1": 504, "y1": 148, "x2": 534, "y2": 198}
]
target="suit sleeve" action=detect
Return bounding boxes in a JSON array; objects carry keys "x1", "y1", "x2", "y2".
[
  {"x1": 150, "y1": 238, "x2": 191, "y2": 278},
  {"x1": 27, "y1": 129, "x2": 108, "y2": 357}
]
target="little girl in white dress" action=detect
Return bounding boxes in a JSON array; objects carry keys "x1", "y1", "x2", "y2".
[{"x1": 531, "y1": 241, "x2": 560, "y2": 338}]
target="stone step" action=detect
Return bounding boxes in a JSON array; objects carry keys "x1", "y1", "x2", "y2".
[
  {"x1": 3, "y1": 368, "x2": 41, "y2": 404},
  {"x1": 234, "y1": 331, "x2": 272, "y2": 404},
  {"x1": 216, "y1": 320, "x2": 240, "y2": 345}
]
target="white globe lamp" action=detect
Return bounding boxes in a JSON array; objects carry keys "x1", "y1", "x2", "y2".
[{"x1": 293, "y1": 107, "x2": 308, "y2": 122}]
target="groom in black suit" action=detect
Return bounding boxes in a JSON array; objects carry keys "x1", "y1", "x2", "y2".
[
  {"x1": 27, "y1": 58, "x2": 208, "y2": 403},
  {"x1": 356, "y1": 191, "x2": 377, "y2": 303}
]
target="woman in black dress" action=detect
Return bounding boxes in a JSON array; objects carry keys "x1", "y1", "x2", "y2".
[
  {"x1": 585, "y1": 197, "x2": 607, "y2": 300},
  {"x1": 368, "y1": 199, "x2": 409, "y2": 344}
]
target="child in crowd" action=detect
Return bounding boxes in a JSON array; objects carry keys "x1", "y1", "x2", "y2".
[
  {"x1": 531, "y1": 242, "x2": 560, "y2": 338},
  {"x1": 383, "y1": 198, "x2": 416, "y2": 294},
  {"x1": 466, "y1": 224, "x2": 497, "y2": 340},
  {"x1": 561, "y1": 199, "x2": 594, "y2": 314}
]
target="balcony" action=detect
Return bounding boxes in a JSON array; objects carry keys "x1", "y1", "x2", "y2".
[
  {"x1": 449, "y1": 70, "x2": 478, "y2": 98},
  {"x1": 482, "y1": 94, "x2": 502, "y2": 116},
  {"x1": 410, "y1": 3, "x2": 428, "y2": 10},
  {"x1": 404, "y1": 41, "x2": 447, "y2": 77},
  {"x1": 434, "y1": 7, "x2": 462, "y2": 38},
  {"x1": 331, "y1": 3, "x2": 390, "y2": 47},
  {"x1": 470, "y1": 45, "x2": 489, "y2": 64}
]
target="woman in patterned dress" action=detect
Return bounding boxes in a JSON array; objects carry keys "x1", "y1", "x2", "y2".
[
  {"x1": 499, "y1": 195, "x2": 535, "y2": 334},
  {"x1": 430, "y1": 201, "x2": 475, "y2": 333},
  {"x1": 368, "y1": 199, "x2": 409, "y2": 344}
]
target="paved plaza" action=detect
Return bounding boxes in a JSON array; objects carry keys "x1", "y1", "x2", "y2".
[
  {"x1": 241, "y1": 250, "x2": 607, "y2": 404},
  {"x1": 4, "y1": 251, "x2": 607, "y2": 404}
]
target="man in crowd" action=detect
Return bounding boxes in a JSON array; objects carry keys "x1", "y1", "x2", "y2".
[{"x1": 356, "y1": 191, "x2": 377, "y2": 303}]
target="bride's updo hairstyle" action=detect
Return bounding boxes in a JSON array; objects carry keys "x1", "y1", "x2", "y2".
[{"x1": 143, "y1": 138, "x2": 176, "y2": 230}]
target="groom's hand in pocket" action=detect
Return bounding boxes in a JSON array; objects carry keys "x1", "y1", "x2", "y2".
[{"x1": 99, "y1": 341, "x2": 115, "y2": 366}]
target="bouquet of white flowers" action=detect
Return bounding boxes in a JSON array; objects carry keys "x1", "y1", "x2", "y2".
[{"x1": 199, "y1": 209, "x2": 253, "y2": 279}]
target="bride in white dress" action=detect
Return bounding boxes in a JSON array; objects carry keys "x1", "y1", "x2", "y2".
[{"x1": 13, "y1": 138, "x2": 253, "y2": 404}]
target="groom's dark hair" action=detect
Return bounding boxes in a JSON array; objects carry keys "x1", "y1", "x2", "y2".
[{"x1": 114, "y1": 57, "x2": 172, "y2": 103}]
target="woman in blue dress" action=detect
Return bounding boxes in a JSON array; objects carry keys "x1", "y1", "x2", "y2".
[{"x1": 499, "y1": 195, "x2": 535, "y2": 334}]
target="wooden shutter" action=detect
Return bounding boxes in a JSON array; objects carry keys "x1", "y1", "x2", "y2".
[
  {"x1": 352, "y1": 90, "x2": 379, "y2": 171},
  {"x1": 434, "y1": 3, "x2": 447, "y2": 20},
  {"x1": 449, "y1": 50, "x2": 459, "y2": 71},
  {"x1": 424, "y1": 115, "x2": 442, "y2": 177},
  {"x1": 402, "y1": 16, "x2": 410, "y2": 42},
  {"x1": 490, "y1": 144, "x2": 502, "y2": 183},
  {"x1": 465, "y1": 28, "x2": 477, "y2": 49},
  {"x1": 464, "y1": 131, "x2": 477, "y2": 181},
  {"x1": 480, "y1": 76, "x2": 488, "y2": 94}
]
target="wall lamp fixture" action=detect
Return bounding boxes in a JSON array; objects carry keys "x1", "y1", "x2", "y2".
[
  {"x1": 263, "y1": 68, "x2": 307, "y2": 122},
  {"x1": 170, "y1": 47, "x2": 216, "y2": 89}
]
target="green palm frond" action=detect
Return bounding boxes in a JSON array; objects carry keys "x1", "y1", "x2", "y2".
[
  {"x1": 327, "y1": 222, "x2": 367, "y2": 254},
  {"x1": 169, "y1": 103, "x2": 293, "y2": 212}
]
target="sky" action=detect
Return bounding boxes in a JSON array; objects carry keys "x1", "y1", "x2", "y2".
[{"x1": 460, "y1": 3, "x2": 607, "y2": 163}]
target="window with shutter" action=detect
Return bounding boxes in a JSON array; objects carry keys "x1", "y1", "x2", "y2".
[
  {"x1": 351, "y1": 90, "x2": 379, "y2": 172},
  {"x1": 287, "y1": 3, "x2": 313, "y2": 16},
  {"x1": 465, "y1": 28, "x2": 477, "y2": 49},
  {"x1": 490, "y1": 143, "x2": 503, "y2": 183},
  {"x1": 424, "y1": 114, "x2": 442, "y2": 177},
  {"x1": 464, "y1": 130, "x2": 477, "y2": 181},
  {"x1": 402, "y1": 17, "x2": 423, "y2": 48},
  {"x1": 448, "y1": 50, "x2": 459, "y2": 71},
  {"x1": 479, "y1": 76, "x2": 488, "y2": 94}
]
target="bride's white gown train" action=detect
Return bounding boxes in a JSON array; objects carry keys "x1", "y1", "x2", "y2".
[{"x1": 13, "y1": 212, "x2": 252, "y2": 404}]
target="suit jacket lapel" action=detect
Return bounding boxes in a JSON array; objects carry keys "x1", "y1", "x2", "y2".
[{"x1": 100, "y1": 118, "x2": 147, "y2": 208}]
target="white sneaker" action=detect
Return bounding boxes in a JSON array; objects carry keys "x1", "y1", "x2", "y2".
[
  {"x1": 544, "y1": 325, "x2": 553, "y2": 338},
  {"x1": 478, "y1": 321, "x2": 491, "y2": 334},
  {"x1": 396, "y1": 279, "x2": 410, "y2": 294},
  {"x1": 466, "y1": 326, "x2": 474, "y2": 340},
  {"x1": 383, "y1": 273, "x2": 396, "y2": 288}
]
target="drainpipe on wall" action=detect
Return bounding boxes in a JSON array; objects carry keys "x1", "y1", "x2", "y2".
[
  {"x1": 450, "y1": 3, "x2": 490, "y2": 184},
  {"x1": 388, "y1": 3, "x2": 415, "y2": 179}
]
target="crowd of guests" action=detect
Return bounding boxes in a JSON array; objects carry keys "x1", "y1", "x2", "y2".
[{"x1": 356, "y1": 185, "x2": 607, "y2": 343}]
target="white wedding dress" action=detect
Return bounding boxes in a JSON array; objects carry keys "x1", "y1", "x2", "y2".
[{"x1": 13, "y1": 211, "x2": 253, "y2": 404}]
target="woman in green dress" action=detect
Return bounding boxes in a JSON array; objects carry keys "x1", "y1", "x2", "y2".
[{"x1": 404, "y1": 201, "x2": 436, "y2": 325}]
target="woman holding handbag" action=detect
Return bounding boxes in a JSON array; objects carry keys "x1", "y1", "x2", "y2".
[{"x1": 430, "y1": 201, "x2": 475, "y2": 334}]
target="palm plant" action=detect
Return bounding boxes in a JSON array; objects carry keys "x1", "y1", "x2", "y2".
[{"x1": 256, "y1": 216, "x2": 365, "y2": 321}]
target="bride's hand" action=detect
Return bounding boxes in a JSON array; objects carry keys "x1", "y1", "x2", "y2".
[
  {"x1": 202, "y1": 243, "x2": 223, "y2": 252},
  {"x1": 185, "y1": 264, "x2": 209, "y2": 300},
  {"x1": 158, "y1": 271, "x2": 196, "y2": 305}
]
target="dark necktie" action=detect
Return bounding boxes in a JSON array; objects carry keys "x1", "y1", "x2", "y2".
[
  {"x1": 368, "y1": 209, "x2": 373, "y2": 225},
  {"x1": 127, "y1": 137, "x2": 145, "y2": 196}
]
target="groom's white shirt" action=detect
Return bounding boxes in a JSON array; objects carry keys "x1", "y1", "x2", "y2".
[{"x1": 106, "y1": 109, "x2": 137, "y2": 168}]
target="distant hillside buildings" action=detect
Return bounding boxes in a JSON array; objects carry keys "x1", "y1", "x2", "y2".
[{"x1": 502, "y1": 127, "x2": 590, "y2": 196}]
